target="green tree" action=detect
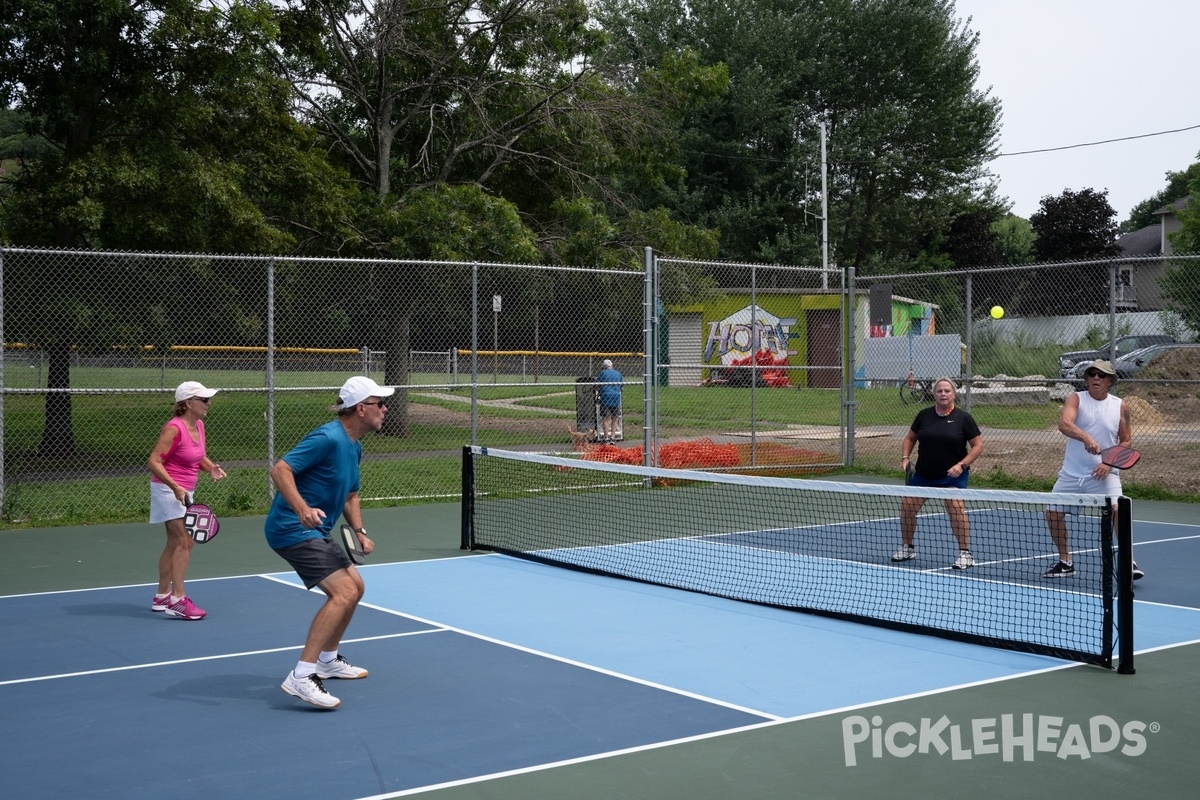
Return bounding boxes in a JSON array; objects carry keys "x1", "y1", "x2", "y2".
[
  {"x1": 274, "y1": 0, "x2": 721, "y2": 434},
  {"x1": 592, "y1": 0, "x2": 1002, "y2": 268},
  {"x1": 1026, "y1": 188, "x2": 1120, "y2": 315},
  {"x1": 991, "y1": 214, "x2": 1035, "y2": 265},
  {"x1": 1161, "y1": 182, "x2": 1199, "y2": 333},
  {"x1": 945, "y1": 208, "x2": 1001, "y2": 269},
  {"x1": 0, "y1": 0, "x2": 358, "y2": 456},
  {"x1": 1168, "y1": 179, "x2": 1199, "y2": 254},
  {"x1": 1120, "y1": 161, "x2": 1200, "y2": 233}
]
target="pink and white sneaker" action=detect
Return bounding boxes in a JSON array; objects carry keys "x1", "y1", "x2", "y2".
[
  {"x1": 151, "y1": 593, "x2": 171, "y2": 612},
  {"x1": 164, "y1": 596, "x2": 206, "y2": 620}
]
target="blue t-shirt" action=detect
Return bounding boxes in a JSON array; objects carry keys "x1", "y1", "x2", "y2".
[
  {"x1": 596, "y1": 368, "x2": 623, "y2": 408},
  {"x1": 265, "y1": 419, "x2": 362, "y2": 549}
]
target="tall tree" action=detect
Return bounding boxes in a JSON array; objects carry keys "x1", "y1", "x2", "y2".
[
  {"x1": 274, "y1": 0, "x2": 720, "y2": 434},
  {"x1": 591, "y1": 0, "x2": 1002, "y2": 269},
  {"x1": 1119, "y1": 161, "x2": 1200, "y2": 233},
  {"x1": 1027, "y1": 188, "x2": 1120, "y2": 315},
  {"x1": 945, "y1": 208, "x2": 1001, "y2": 269},
  {"x1": 1161, "y1": 185, "x2": 1199, "y2": 334},
  {"x1": 275, "y1": 0, "x2": 639, "y2": 206},
  {"x1": 0, "y1": 0, "x2": 356, "y2": 456},
  {"x1": 991, "y1": 214, "x2": 1035, "y2": 266}
]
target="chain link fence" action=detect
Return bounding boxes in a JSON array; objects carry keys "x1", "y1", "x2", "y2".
[
  {"x1": 851, "y1": 256, "x2": 1200, "y2": 496},
  {"x1": 0, "y1": 249, "x2": 645, "y2": 526},
  {"x1": 4, "y1": 248, "x2": 1199, "y2": 527}
]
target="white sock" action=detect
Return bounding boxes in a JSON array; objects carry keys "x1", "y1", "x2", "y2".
[
  {"x1": 171, "y1": 594, "x2": 184, "y2": 603},
  {"x1": 294, "y1": 661, "x2": 317, "y2": 678},
  {"x1": 318, "y1": 650, "x2": 338, "y2": 664}
]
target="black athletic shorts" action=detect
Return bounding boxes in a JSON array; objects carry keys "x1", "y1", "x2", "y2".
[{"x1": 273, "y1": 537, "x2": 352, "y2": 589}]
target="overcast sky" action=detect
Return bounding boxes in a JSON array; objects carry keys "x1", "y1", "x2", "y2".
[{"x1": 953, "y1": 0, "x2": 1200, "y2": 222}]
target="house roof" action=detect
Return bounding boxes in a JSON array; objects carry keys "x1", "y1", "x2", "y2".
[
  {"x1": 1153, "y1": 194, "x2": 1191, "y2": 215},
  {"x1": 1117, "y1": 224, "x2": 1162, "y2": 256}
]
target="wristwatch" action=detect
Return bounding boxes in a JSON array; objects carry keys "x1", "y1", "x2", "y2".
[{"x1": 354, "y1": 527, "x2": 366, "y2": 535}]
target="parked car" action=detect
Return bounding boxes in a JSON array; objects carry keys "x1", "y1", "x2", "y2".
[
  {"x1": 1112, "y1": 342, "x2": 1200, "y2": 379},
  {"x1": 1058, "y1": 334, "x2": 1176, "y2": 379},
  {"x1": 1067, "y1": 345, "x2": 1158, "y2": 388}
]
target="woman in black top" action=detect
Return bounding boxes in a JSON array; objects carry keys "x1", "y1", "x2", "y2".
[{"x1": 892, "y1": 378, "x2": 984, "y2": 570}]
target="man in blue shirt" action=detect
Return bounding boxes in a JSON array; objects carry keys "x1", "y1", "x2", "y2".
[
  {"x1": 269, "y1": 376, "x2": 393, "y2": 709},
  {"x1": 596, "y1": 358, "x2": 623, "y2": 443}
]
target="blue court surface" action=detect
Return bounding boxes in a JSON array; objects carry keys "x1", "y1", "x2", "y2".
[{"x1": 2, "y1": 520, "x2": 1200, "y2": 798}]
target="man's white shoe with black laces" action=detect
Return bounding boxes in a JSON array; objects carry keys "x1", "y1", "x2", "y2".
[
  {"x1": 282, "y1": 672, "x2": 340, "y2": 709},
  {"x1": 315, "y1": 654, "x2": 368, "y2": 680}
]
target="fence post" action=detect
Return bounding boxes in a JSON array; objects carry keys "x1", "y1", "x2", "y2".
[
  {"x1": 964, "y1": 271, "x2": 973, "y2": 410},
  {"x1": 644, "y1": 246, "x2": 655, "y2": 468},
  {"x1": 470, "y1": 262, "x2": 479, "y2": 444},
  {"x1": 1109, "y1": 260, "x2": 1118, "y2": 348},
  {"x1": 266, "y1": 257, "x2": 276, "y2": 502},
  {"x1": 844, "y1": 265, "x2": 856, "y2": 465},
  {"x1": 0, "y1": 249, "x2": 5, "y2": 516}
]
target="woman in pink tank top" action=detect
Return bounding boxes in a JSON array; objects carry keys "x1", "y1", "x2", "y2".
[{"x1": 147, "y1": 381, "x2": 227, "y2": 619}]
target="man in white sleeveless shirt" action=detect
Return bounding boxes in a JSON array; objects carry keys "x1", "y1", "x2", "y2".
[{"x1": 1043, "y1": 360, "x2": 1143, "y2": 579}]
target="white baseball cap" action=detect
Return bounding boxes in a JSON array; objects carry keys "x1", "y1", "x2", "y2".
[
  {"x1": 175, "y1": 381, "x2": 218, "y2": 402},
  {"x1": 336, "y1": 376, "x2": 395, "y2": 410},
  {"x1": 602, "y1": 359, "x2": 613, "y2": 369}
]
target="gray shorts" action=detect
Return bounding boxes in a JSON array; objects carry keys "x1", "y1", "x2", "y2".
[{"x1": 273, "y1": 537, "x2": 352, "y2": 589}]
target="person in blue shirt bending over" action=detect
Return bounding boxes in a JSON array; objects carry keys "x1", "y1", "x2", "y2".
[{"x1": 596, "y1": 358, "x2": 623, "y2": 443}]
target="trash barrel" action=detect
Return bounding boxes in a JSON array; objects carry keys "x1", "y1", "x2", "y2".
[{"x1": 575, "y1": 376, "x2": 598, "y2": 432}]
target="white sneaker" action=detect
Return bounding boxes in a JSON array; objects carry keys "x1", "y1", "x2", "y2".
[
  {"x1": 315, "y1": 654, "x2": 368, "y2": 680},
  {"x1": 891, "y1": 544, "x2": 916, "y2": 562},
  {"x1": 1132, "y1": 562, "x2": 1145, "y2": 581},
  {"x1": 952, "y1": 550, "x2": 976, "y2": 570},
  {"x1": 281, "y1": 672, "x2": 340, "y2": 709}
]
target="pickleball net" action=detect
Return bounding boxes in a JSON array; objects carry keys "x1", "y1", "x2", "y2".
[{"x1": 462, "y1": 446, "x2": 1135, "y2": 671}]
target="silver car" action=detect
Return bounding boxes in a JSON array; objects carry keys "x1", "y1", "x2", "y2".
[{"x1": 1112, "y1": 343, "x2": 1200, "y2": 379}]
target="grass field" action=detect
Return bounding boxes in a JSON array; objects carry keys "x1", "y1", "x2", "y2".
[{"x1": 0, "y1": 365, "x2": 1091, "y2": 529}]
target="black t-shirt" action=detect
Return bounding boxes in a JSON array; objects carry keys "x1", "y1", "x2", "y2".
[{"x1": 910, "y1": 406, "x2": 981, "y2": 478}]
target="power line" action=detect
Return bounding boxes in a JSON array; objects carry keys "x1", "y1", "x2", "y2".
[
  {"x1": 997, "y1": 124, "x2": 1200, "y2": 158},
  {"x1": 684, "y1": 123, "x2": 1200, "y2": 168}
]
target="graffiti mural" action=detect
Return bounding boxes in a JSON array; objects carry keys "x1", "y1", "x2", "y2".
[{"x1": 704, "y1": 305, "x2": 797, "y2": 387}]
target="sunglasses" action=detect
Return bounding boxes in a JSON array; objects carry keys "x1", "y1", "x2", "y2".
[
  {"x1": 361, "y1": 400, "x2": 387, "y2": 408},
  {"x1": 1084, "y1": 370, "x2": 1108, "y2": 379},
  {"x1": 191, "y1": 397, "x2": 211, "y2": 404}
]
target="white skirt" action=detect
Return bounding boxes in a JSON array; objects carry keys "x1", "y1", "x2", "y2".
[{"x1": 149, "y1": 481, "x2": 189, "y2": 523}]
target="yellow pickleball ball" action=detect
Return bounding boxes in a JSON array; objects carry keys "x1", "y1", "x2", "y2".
[{"x1": 990, "y1": 305, "x2": 1004, "y2": 319}]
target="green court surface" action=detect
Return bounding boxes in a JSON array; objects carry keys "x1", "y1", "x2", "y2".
[{"x1": 2, "y1": 499, "x2": 1198, "y2": 799}]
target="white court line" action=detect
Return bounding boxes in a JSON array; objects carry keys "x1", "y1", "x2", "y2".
[
  {"x1": 354, "y1": 634, "x2": 1200, "y2": 800},
  {"x1": 0, "y1": 630, "x2": 440, "y2": 687},
  {"x1": 263, "y1": 570, "x2": 786, "y2": 722},
  {"x1": 353, "y1": 649, "x2": 1169, "y2": 800},
  {"x1": 3, "y1": 568, "x2": 782, "y2": 720},
  {"x1": 0, "y1": 553, "x2": 492, "y2": 600}
]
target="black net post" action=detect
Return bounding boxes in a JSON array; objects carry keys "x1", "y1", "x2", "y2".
[
  {"x1": 1117, "y1": 496, "x2": 1136, "y2": 674},
  {"x1": 460, "y1": 445, "x2": 476, "y2": 550}
]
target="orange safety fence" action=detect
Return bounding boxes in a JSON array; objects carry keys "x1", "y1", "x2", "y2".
[{"x1": 581, "y1": 437, "x2": 835, "y2": 474}]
